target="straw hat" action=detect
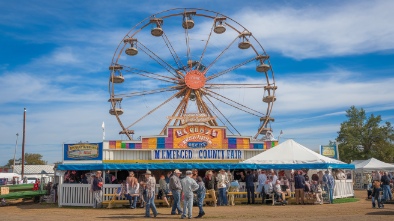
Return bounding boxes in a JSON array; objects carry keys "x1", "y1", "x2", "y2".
[
  {"x1": 174, "y1": 169, "x2": 182, "y2": 174},
  {"x1": 145, "y1": 170, "x2": 152, "y2": 175}
]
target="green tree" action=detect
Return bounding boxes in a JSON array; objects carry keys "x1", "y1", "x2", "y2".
[
  {"x1": 5, "y1": 153, "x2": 47, "y2": 167},
  {"x1": 337, "y1": 106, "x2": 394, "y2": 163}
]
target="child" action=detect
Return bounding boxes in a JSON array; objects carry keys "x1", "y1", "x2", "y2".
[
  {"x1": 371, "y1": 181, "x2": 384, "y2": 208},
  {"x1": 195, "y1": 176, "x2": 206, "y2": 218}
]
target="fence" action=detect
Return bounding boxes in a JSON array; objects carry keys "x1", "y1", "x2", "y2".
[
  {"x1": 58, "y1": 180, "x2": 353, "y2": 207},
  {"x1": 333, "y1": 180, "x2": 354, "y2": 199}
]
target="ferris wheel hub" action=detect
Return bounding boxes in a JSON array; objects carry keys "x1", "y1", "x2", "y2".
[{"x1": 184, "y1": 70, "x2": 206, "y2": 89}]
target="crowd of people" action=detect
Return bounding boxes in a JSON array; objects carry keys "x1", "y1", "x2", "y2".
[
  {"x1": 364, "y1": 171, "x2": 394, "y2": 209},
  {"x1": 87, "y1": 168, "x2": 343, "y2": 218}
]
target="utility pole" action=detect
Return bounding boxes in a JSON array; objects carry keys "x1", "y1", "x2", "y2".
[
  {"x1": 13, "y1": 133, "x2": 19, "y2": 172},
  {"x1": 21, "y1": 108, "x2": 26, "y2": 179}
]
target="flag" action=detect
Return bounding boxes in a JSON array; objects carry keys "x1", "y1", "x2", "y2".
[{"x1": 102, "y1": 122, "x2": 105, "y2": 130}]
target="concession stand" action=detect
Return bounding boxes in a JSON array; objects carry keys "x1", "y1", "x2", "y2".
[{"x1": 57, "y1": 123, "x2": 278, "y2": 207}]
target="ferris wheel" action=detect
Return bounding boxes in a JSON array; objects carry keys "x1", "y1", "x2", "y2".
[{"x1": 108, "y1": 8, "x2": 277, "y2": 141}]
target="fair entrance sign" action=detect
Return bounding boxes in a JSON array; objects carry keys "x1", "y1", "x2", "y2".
[{"x1": 152, "y1": 149, "x2": 244, "y2": 160}]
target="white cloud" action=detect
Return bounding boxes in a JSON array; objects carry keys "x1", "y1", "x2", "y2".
[
  {"x1": 234, "y1": 0, "x2": 394, "y2": 59},
  {"x1": 273, "y1": 70, "x2": 394, "y2": 115},
  {"x1": 0, "y1": 72, "x2": 104, "y2": 104}
]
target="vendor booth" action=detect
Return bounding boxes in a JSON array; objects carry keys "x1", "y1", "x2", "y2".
[
  {"x1": 57, "y1": 124, "x2": 278, "y2": 207},
  {"x1": 352, "y1": 158, "x2": 394, "y2": 189},
  {"x1": 242, "y1": 139, "x2": 355, "y2": 199}
]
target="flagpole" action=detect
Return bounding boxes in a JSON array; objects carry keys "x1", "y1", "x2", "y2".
[{"x1": 102, "y1": 122, "x2": 105, "y2": 141}]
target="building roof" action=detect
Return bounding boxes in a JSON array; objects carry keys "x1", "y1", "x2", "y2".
[{"x1": 13, "y1": 165, "x2": 55, "y2": 174}]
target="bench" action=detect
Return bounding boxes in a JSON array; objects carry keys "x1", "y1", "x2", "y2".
[
  {"x1": 102, "y1": 193, "x2": 172, "y2": 208},
  {"x1": 203, "y1": 191, "x2": 217, "y2": 206},
  {"x1": 228, "y1": 191, "x2": 264, "y2": 205}
]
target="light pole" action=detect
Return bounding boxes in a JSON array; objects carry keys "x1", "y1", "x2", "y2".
[
  {"x1": 21, "y1": 108, "x2": 26, "y2": 179},
  {"x1": 13, "y1": 133, "x2": 19, "y2": 172}
]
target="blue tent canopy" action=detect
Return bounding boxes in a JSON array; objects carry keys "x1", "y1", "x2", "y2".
[{"x1": 57, "y1": 162, "x2": 354, "y2": 171}]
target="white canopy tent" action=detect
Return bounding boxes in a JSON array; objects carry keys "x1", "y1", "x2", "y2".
[
  {"x1": 242, "y1": 139, "x2": 354, "y2": 169},
  {"x1": 352, "y1": 158, "x2": 394, "y2": 172}
]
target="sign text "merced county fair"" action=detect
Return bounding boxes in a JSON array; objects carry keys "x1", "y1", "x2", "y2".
[{"x1": 152, "y1": 149, "x2": 243, "y2": 160}]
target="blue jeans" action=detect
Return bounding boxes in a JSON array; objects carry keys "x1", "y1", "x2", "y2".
[
  {"x1": 219, "y1": 188, "x2": 228, "y2": 206},
  {"x1": 171, "y1": 190, "x2": 182, "y2": 214},
  {"x1": 182, "y1": 194, "x2": 193, "y2": 218},
  {"x1": 197, "y1": 192, "x2": 205, "y2": 215},
  {"x1": 373, "y1": 188, "x2": 383, "y2": 208},
  {"x1": 127, "y1": 194, "x2": 138, "y2": 208},
  {"x1": 145, "y1": 193, "x2": 157, "y2": 217},
  {"x1": 93, "y1": 190, "x2": 102, "y2": 208},
  {"x1": 328, "y1": 188, "x2": 334, "y2": 204},
  {"x1": 382, "y1": 185, "x2": 392, "y2": 201}
]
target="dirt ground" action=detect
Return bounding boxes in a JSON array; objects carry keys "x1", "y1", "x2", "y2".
[{"x1": 1, "y1": 190, "x2": 393, "y2": 221}]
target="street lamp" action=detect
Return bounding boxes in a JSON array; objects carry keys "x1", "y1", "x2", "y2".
[{"x1": 13, "y1": 133, "x2": 19, "y2": 172}]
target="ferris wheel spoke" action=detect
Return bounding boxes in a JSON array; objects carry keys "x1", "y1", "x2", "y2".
[
  {"x1": 195, "y1": 90, "x2": 217, "y2": 126},
  {"x1": 116, "y1": 86, "x2": 180, "y2": 98},
  {"x1": 138, "y1": 42, "x2": 179, "y2": 78},
  {"x1": 184, "y1": 16, "x2": 192, "y2": 63},
  {"x1": 162, "y1": 32, "x2": 185, "y2": 71},
  {"x1": 159, "y1": 90, "x2": 191, "y2": 135},
  {"x1": 204, "y1": 36, "x2": 238, "y2": 73},
  {"x1": 203, "y1": 95, "x2": 239, "y2": 135},
  {"x1": 206, "y1": 56, "x2": 256, "y2": 81},
  {"x1": 203, "y1": 88, "x2": 263, "y2": 117},
  {"x1": 124, "y1": 88, "x2": 186, "y2": 130},
  {"x1": 196, "y1": 18, "x2": 216, "y2": 71},
  {"x1": 205, "y1": 83, "x2": 265, "y2": 89},
  {"x1": 123, "y1": 67, "x2": 180, "y2": 83},
  {"x1": 174, "y1": 91, "x2": 190, "y2": 126}
]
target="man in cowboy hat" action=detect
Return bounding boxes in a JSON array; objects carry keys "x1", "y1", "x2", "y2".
[
  {"x1": 181, "y1": 170, "x2": 199, "y2": 219},
  {"x1": 144, "y1": 170, "x2": 158, "y2": 218},
  {"x1": 170, "y1": 169, "x2": 183, "y2": 215}
]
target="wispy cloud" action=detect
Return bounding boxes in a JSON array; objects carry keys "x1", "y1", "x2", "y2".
[{"x1": 234, "y1": 0, "x2": 394, "y2": 59}]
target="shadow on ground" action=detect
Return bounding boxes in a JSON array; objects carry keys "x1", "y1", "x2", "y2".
[{"x1": 366, "y1": 208, "x2": 394, "y2": 216}]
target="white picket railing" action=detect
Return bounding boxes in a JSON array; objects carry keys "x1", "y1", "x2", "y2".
[
  {"x1": 58, "y1": 180, "x2": 353, "y2": 206},
  {"x1": 333, "y1": 180, "x2": 354, "y2": 199},
  {"x1": 59, "y1": 184, "x2": 93, "y2": 207}
]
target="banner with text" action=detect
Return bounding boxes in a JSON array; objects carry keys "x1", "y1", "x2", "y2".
[
  {"x1": 64, "y1": 143, "x2": 103, "y2": 161},
  {"x1": 320, "y1": 144, "x2": 338, "y2": 160},
  {"x1": 151, "y1": 149, "x2": 244, "y2": 160}
]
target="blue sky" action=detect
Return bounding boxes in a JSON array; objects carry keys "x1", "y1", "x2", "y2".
[{"x1": 1, "y1": 0, "x2": 394, "y2": 165}]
